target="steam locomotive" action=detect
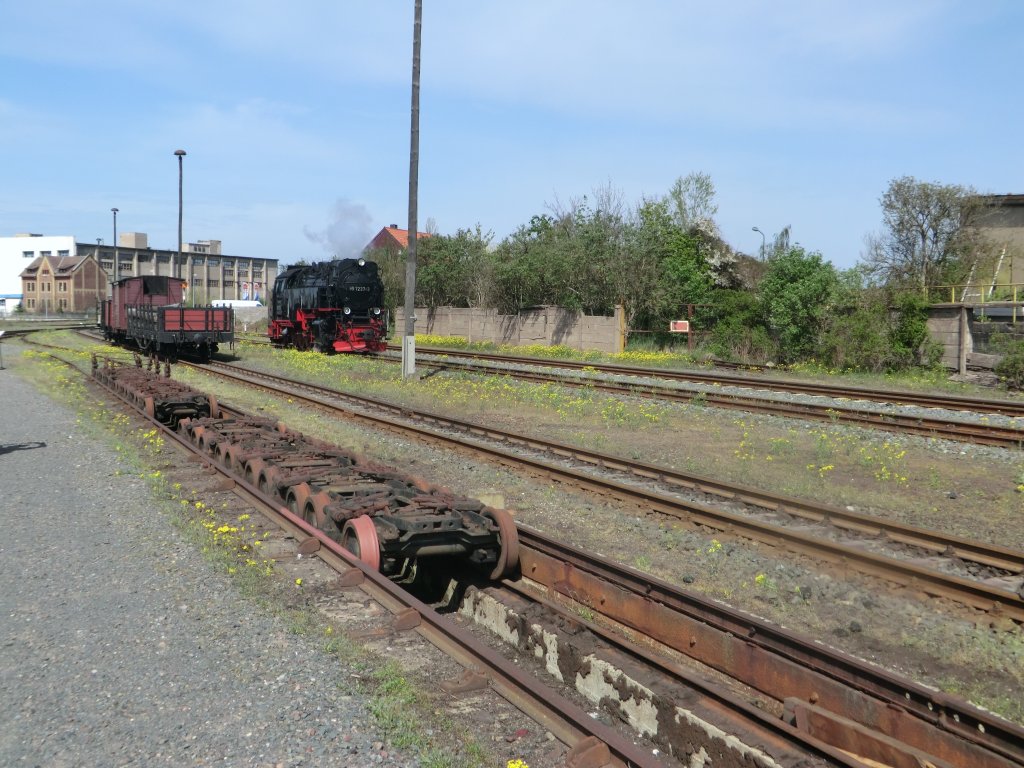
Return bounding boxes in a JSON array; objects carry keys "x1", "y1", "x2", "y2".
[{"x1": 268, "y1": 258, "x2": 387, "y2": 353}]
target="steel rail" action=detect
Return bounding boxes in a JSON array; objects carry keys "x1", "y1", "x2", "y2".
[
  {"x1": 515, "y1": 527, "x2": 1024, "y2": 768},
  {"x1": 87, "y1": 362, "x2": 663, "y2": 768},
  {"x1": 491, "y1": 581, "x2": 870, "y2": 768},
  {"x1": 190, "y1": 361, "x2": 1024, "y2": 618}
]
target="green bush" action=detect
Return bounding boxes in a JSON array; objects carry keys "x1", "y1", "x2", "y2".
[
  {"x1": 995, "y1": 342, "x2": 1024, "y2": 389},
  {"x1": 706, "y1": 289, "x2": 776, "y2": 363}
]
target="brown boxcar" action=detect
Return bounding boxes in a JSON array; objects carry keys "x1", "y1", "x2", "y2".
[{"x1": 101, "y1": 276, "x2": 233, "y2": 361}]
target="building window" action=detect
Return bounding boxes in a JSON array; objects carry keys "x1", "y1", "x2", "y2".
[
  {"x1": 25, "y1": 282, "x2": 35, "y2": 291},
  {"x1": 120, "y1": 263, "x2": 132, "y2": 272},
  {"x1": 192, "y1": 256, "x2": 204, "y2": 265},
  {"x1": 27, "y1": 299, "x2": 35, "y2": 308},
  {"x1": 41, "y1": 251, "x2": 52, "y2": 257},
  {"x1": 22, "y1": 251, "x2": 33, "y2": 258},
  {"x1": 42, "y1": 269, "x2": 50, "y2": 276},
  {"x1": 58, "y1": 282, "x2": 68, "y2": 292},
  {"x1": 58, "y1": 250, "x2": 70, "y2": 257},
  {"x1": 157, "y1": 254, "x2": 170, "y2": 263},
  {"x1": 59, "y1": 298, "x2": 68, "y2": 309},
  {"x1": 208, "y1": 258, "x2": 219, "y2": 267},
  {"x1": 224, "y1": 280, "x2": 234, "y2": 288},
  {"x1": 207, "y1": 279, "x2": 219, "y2": 288}
]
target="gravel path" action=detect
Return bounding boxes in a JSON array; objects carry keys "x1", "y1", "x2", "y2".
[{"x1": 0, "y1": 369, "x2": 412, "y2": 768}]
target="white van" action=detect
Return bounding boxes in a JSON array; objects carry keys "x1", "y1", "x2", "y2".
[{"x1": 211, "y1": 300, "x2": 264, "y2": 308}]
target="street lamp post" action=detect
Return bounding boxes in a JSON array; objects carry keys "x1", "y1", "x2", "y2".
[
  {"x1": 752, "y1": 226, "x2": 766, "y2": 260},
  {"x1": 111, "y1": 207, "x2": 119, "y2": 285},
  {"x1": 175, "y1": 149, "x2": 186, "y2": 281}
]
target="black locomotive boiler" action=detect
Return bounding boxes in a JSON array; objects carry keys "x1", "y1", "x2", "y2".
[{"x1": 268, "y1": 258, "x2": 387, "y2": 353}]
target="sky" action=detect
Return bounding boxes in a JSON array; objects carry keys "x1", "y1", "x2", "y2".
[{"x1": 1, "y1": 1, "x2": 1022, "y2": 271}]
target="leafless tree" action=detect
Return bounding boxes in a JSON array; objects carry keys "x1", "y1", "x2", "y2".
[{"x1": 862, "y1": 176, "x2": 991, "y2": 295}]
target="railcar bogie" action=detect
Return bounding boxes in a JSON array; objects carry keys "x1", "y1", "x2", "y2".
[{"x1": 94, "y1": 363, "x2": 518, "y2": 580}]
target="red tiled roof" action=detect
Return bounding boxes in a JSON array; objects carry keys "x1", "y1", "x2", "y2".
[{"x1": 366, "y1": 226, "x2": 432, "y2": 252}]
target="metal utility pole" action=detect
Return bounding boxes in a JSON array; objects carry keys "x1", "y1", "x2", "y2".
[
  {"x1": 175, "y1": 149, "x2": 186, "y2": 280},
  {"x1": 111, "y1": 207, "x2": 119, "y2": 285},
  {"x1": 401, "y1": 0, "x2": 422, "y2": 379}
]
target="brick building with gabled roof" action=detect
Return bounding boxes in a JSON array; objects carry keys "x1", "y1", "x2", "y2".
[
  {"x1": 20, "y1": 252, "x2": 107, "y2": 315},
  {"x1": 365, "y1": 225, "x2": 432, "y2": 253}
]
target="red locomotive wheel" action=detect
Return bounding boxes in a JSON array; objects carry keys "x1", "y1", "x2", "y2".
[
  {"x1": 207, "y1": 394, "x2": 220, "y2": 419},
  {"x1": 483, "y1": 508, "x2": 520, "y2": 580},
  {"x1": 341, "y1": 516, "x2": 381, "y2": 571}
]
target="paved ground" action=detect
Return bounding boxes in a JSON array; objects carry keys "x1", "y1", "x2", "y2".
[{"x1": 0, "y1": 367, "x2": 413, "y2": 767}]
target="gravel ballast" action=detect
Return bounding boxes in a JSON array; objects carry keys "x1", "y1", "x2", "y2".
[{"x1": 0, "y1": 370, "x2": 410, "y2": 767}]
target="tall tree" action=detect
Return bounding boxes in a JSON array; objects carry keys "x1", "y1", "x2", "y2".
[
  {"x1": 863, "y1": 176, "x2": 988, "y2": 295},
  {"x1": 668, "y1": 172, "x2": 718, "y2": 233}
]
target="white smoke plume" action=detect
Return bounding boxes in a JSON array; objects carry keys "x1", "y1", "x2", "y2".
[{"x1": 304, "y1": 199, "x2": 375, "y2": 259}]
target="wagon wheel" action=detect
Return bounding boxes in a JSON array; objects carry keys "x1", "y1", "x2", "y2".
[
  {"x1": 259, "y1": 466, "x2": 283, "y2": 497},
  {"x1": 285, "y1": 482, "x2": 313, "y2": 518},
  {"x1": 341, "y1": 516, "x2": 381, "y2": 571},
  {"x1": 307, "y1": 491, "x2": 334, "y2": 533},
  {"x1": 245, "y1": 458, "x2": 267, "y2": 487},
  {"x1": 206, "y1": 394, "x2": 220, "y2": 419},
  {"x1": 483, "y1": 508, "x2": 520, "y2": 580},
  {"x1": 216, "y1": 441, "x2": 237, "y2": 469},
  {"x1": 143, "y1": 396, "x2": 156, "y2": 420}
]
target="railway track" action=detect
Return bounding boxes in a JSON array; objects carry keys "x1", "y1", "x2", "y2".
[
  {"x1": 398, "y1": 345, "x2": 1024, "y2": 418},
  {"x1": 188, "y1": 360, "x2": 1024, "y2": 623},
  {"x1": 229, "y1": 335, "x2": 1024, "y2": 447},
  {"x1": 379, "y1": 347, "x2": 1024, "y2": 449},
  {"x1": 88, "y1": 355, "x2": 1024, "y2": 768}
]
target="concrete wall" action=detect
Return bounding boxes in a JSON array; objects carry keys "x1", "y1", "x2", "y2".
[
  {"x1": 394, "y1": 305, "x2": 625, "y2": 353},
  {"x1": 927, "y1": 303, "x2": 1024, "y2": 371}
]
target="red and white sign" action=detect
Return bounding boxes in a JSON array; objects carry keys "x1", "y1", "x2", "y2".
[{"x1": 669, "y1": 320, "x2": 690, "y2": 333}]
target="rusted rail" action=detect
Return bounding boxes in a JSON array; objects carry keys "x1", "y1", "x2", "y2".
[{"x1": 513, "y1": 527, "x2": 1024, "y2": 768}]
